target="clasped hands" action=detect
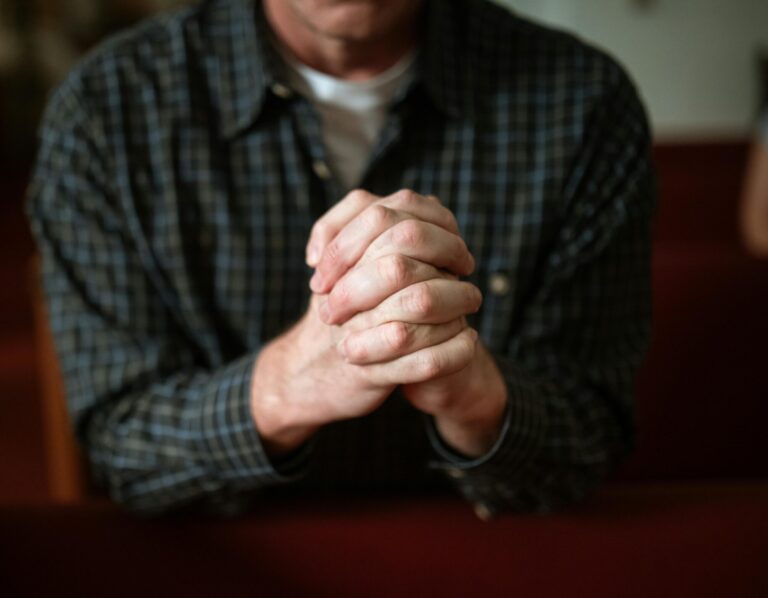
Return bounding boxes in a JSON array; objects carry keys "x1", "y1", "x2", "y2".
[{"x1": 251, "y1": 190, "x2": 507, "y2": 460}]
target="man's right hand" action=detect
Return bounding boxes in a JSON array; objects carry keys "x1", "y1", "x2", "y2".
[{"x1": 249, "y1": 293, "x2": 396, "y2": 457}]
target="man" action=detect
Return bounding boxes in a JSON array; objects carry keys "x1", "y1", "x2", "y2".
[{"x1": 27, "y1": 0, "x2": 655, "y2": 517}]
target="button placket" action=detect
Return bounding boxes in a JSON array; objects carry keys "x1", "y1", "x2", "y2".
[
  {"x1": 488, "y1": 272, "x2": 511, "y2": 296},
  {"x1": 270, "y1": 82, "x2": 293, "y2": 99},
  {"x1": 312, "y1": 160, "x2": 332, "y2": 181}
]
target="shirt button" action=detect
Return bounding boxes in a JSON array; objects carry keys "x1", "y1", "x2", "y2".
[
  {"x1": 488, "y1": 272, "x2": 511, "y2": 296},
  {"x1": 446, "y1": 468, "x2": 466, "y2": 480},
  {"x1": 270, "y1": 82, "x2": 293, "y2": 99},
  {"x1": 473, "y1": 502, "x2": 494, "y2": 522},
  {"x1": 312, "y1": 160, "x2": 332, "y2": 180}
]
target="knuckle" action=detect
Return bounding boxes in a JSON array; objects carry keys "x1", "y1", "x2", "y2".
[
  {"x1": 392, "y1": 219, "x2": 425, "y2": 248},
  {"x1": 347, "y1": 188, "x2": 372, "y2": 205},
  {"x1": 405, "y1": 284, "x2": 435, "y2": 319},
  {"x1": 363, "y1": 204, "x2": 392, "y2": 229},
  {"x1": 386, "y1": 321, "x2": 411, "y2": 352},
  {"x1": 418, "y1": 351, "x2": 442, "y2": 379},
  {"x1": 393, "y1": 188, "x2": 420, "y2": 208},
  {"x1": 378, "y1": 254, "x2": 411, "y2": 289},
  {"x1": 345, "y1": 337, "x2": 368, "y2": 362},
  {"x1": 442, "y1": 208, "x2": 460, "y2": 232}
]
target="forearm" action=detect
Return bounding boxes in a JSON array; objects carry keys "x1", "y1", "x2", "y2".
[
  {"x1": 248, "y1": 317, "x2": 323, "y2": 458},
  {"x1": 413, "y1": 342, "x2": 508, "y2": 458},
  {"x1": 83, "y1": 352, "x2": 307, "y2": 515},
  {"x1": 249, "y1": 298, "x2": 404, "y2": 459},
  {"x1": 426, "y1": 353, "x2": 632, "y2": 516},
  {"x1": 407, "y1": 339, "x2": 621, "y2": 515}
]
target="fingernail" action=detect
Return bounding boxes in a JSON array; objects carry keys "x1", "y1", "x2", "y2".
[
  {"x1": 310, "y1": 270, "x2": 323, "y2": 293},
  {"x1": 306, "y1": 242, "x2": 319, "y2": 266}
]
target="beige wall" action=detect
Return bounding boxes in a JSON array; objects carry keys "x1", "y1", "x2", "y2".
[{"x1": 501, "y1": 0, "x2": 768, "y2": 140}]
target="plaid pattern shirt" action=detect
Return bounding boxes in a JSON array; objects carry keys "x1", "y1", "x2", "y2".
[{"x1": 28, "y1": 0, "x2": 655, "y2": 516}]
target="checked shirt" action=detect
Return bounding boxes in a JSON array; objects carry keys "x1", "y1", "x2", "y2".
[{"x1": 28, "y1": 0, "x2": 655, "y2": 515}]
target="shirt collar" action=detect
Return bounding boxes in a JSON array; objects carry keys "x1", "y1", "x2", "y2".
[
  {"x1": 208, "y1": 0, "x2": 472, "y2": 139},
  {"x1": 417, "y1": 0, "x2": 471, "y2": 120},
  {"x1": 207, "y1": 0, "x2": 281, "y2": 139}
]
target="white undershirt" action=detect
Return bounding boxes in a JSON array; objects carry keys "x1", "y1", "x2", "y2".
[{"x1": 281, "y1": 50, "x2": 417, "y2": 190}]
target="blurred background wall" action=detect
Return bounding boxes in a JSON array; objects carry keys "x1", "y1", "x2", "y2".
[
  {"x1": 2, "y1": 0, "x2": 767, "y2": 167},
  {"x1": 505, "y1": 0, "x2": 768, "y2": 138},
  {"x1": 0, "y1": 0, "x2": 188, "y2": 168}
]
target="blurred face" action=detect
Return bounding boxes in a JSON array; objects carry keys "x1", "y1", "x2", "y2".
[{"x1": 283, "y1": 0, "x2": 424, "y2": 44}]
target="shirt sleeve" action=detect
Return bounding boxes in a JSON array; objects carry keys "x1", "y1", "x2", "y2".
[
  {"x1": 26, "y1": 76, "x2": 309, "y2": 515},
  {"x1": 426, "y1": 66, "x2": 656, "y2": 516}
]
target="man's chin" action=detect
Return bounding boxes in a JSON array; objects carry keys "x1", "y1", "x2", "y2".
[
  {"x1": 289, "y1": 0, "x2": 419, "y2": 44},
  {"x1": 302, "y1": 9, "x2": 388, "y2": 41}
]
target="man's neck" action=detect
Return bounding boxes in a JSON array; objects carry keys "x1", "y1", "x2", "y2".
[{"x1": 263, "y1": 0, "x2": 423, "y2": 81}]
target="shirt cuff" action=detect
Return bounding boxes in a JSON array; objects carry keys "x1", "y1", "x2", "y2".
[
  {"x1": 189, "y1": 353, "x2": 311, "y2": 490},
  {"x1": 424, "y1": 355, "x2": 547, "y2": 516}
]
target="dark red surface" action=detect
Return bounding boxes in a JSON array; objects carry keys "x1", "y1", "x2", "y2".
[
  {"x1": 652, "y1": 141, "x2": 750, "y2": 244},
  {"x1": 619, "y1": 243, "x2": 768, "y2": 480},
  {"x1": 1, "y1": 484, "x2": 767, "y2": 598}
]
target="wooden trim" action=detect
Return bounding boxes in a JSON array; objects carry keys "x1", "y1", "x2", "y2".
[{"x1": 29, "y1": 256, "x2": 90, "y2": 503}]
